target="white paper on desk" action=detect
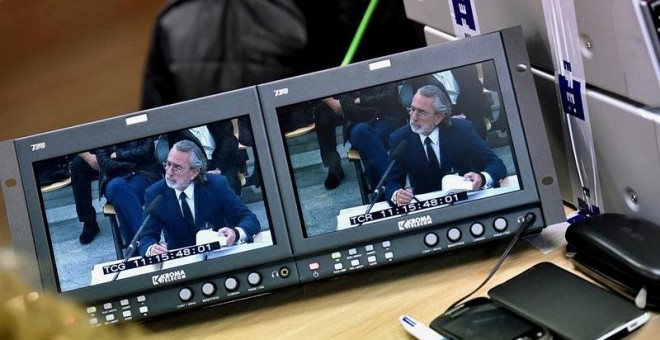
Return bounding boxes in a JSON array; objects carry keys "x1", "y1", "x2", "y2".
[
  {"x1": 525, "y1": 221, "x2": 569, "y2": 254},
  {"x1": 196, "y1": 229, "x2": 227, "y2": 246},
  {"x1": 158, "y1": 230, "x2": 226, "y2": 269},
  {"x1": 442, "y1": 174, "x2": 474, "y2": 192}
]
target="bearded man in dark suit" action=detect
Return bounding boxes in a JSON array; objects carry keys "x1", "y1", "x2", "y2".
[{"x1": 139, "y1": 140, "x2": 260, "y2": 257}]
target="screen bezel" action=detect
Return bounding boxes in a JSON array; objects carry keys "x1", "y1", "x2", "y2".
[
  {"x1": 6, "y1": 87, "x2": 293, "y2": 302},
  {"x1": 259, "y1": 28, "x2": 561, "y2": 256}
]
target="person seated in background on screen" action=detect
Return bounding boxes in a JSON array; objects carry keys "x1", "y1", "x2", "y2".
[
  {"x1": 139, "y1": 140, "x2": 260, "y2": 257},
  {"x1": 95, "y1": 138, "x2": 162, "y2": 243},
  {"x1": 318, "y1": 83, "x2": 408, "y2": 191},
  {"x1": 313, "y1": 97, "x2": 345, "y2": 189},
  {"x1": 70, "y1": 151, "x2": 101, "y2": 244},
  {"x1": 384, "y1": 85, "x2": 507, "y2": 207}
]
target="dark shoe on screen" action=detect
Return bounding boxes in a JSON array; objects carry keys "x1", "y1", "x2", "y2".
[
  {"x1": 79, "y1": 221, "x2": 100, "y2": 244},
  {"x1": 324, "y1": 168, "x2": 345, "y2": 190}
]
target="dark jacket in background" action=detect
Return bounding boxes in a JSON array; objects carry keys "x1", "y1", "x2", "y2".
[
  {"x1": 95, "y1": 138, "x2": 162, "y2": 197},
  {"x1": 141, "y1": 0, "x2": 308, "y2": 109},
  {"x1": 140, "y1": 0, "x2": 311, "y2": 178},
  {"x1": 140, "y1": 0, "x2": 425, "y2": 114}
]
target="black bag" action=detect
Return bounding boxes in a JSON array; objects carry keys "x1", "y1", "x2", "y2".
[{"x1": 566, "y1": 213, "x2": 660, "y2": 309}]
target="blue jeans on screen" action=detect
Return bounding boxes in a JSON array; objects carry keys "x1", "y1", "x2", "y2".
[
  {"x1": 349, "y1": 119, "x2": 398, "y2": 193},
  {"x1": 104, "y1": 174, "x2": 153, "y2": 243}
]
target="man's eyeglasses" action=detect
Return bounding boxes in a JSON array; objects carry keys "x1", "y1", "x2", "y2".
[
  {"x1": 163, "y1": 161, "x2": 189, "y2": 174},
  {"x1": 406, "y1": 106, "x2": 431, "y2": 118}
]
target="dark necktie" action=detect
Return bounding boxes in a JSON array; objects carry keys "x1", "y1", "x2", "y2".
[
  {"x1": 425, "y1": 137, "x2": 440, "y2": 171},
  {"x1": 179, "y1": 192, "x2": 196, "y2": 231}
]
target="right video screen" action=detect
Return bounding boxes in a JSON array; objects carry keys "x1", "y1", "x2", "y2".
[{"x1": 275, "y1": 60, "x2": 520, "y2": 238}]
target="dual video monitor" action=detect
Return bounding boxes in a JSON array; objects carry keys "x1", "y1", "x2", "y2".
[{"x1": 0, "y1": 27, "x2": 564, "y2": 324}]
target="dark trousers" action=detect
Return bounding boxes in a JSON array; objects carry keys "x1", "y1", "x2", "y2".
[
  {"x1": 314, "y1": 102, "x2": 344, "y2": 174},
  {"x1": 70, "y1": 155, "x2": 99, "y2": 224},
  {"x1": 348, "y1": 119, "x2": 398, "y2": 189},
  {"x1": 104, "y1": 174, "x2": 153, "y2": 242}
]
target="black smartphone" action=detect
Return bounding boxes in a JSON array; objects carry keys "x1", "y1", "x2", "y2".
[{"x1": 430, "y1": 297, "x2": 550, "y2": 340}]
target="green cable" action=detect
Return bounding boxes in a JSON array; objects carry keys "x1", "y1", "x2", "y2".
[{"x1": 341, "y1": 0, "x2": 380, "y2": 66}]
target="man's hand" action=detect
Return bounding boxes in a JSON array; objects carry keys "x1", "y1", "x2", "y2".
[
  {"x1": 463, "y1": 172, "x2": 483, "y2": 190},
  {"x1": 394, "y1": 188, "x2": 415, "y2": 206},
  {"x1": 148, "y1": 243, "x2": 168, "y2": 256},
  {"x1": 218, "y1": 227, "x2": 238, "y2": 245},
  {"x1": 321, "y1": 97, "x2": 343, "y2": 115},
  {"x1": 78, "y1": 152, "x2": 99, "y2": 171}
]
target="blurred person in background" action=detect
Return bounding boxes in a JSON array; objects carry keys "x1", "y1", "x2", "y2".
[{"x1": 140, "y1": 0, "x2": 425, "y2": 191}]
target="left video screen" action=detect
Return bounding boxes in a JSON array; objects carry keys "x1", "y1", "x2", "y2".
[{"x1": 33, "y1": 115, "x2": 275, "y2": 293}]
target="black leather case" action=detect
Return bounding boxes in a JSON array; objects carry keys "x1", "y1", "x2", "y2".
[{"x1": 565, "y1": 213, "x2": 660, "y2": 309}]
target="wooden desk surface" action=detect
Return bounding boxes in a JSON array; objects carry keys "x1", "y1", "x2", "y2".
[{"x1": 140, "y1": 227, "x2": 659, "y2": 339}]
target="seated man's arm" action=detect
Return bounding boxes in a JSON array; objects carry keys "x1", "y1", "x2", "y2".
[
  {"x1": 114, "y1": 137, "x2": 155, "y2": 164},
  {"x1": 453, "y1": 118, "x2": 507, "y2": 186},
  {"x1": 138, "y1": 190, "x2": 165, "y2": 256},
  {"x1": 477, "y1": 152, "x2": 506, "y2": 187},
  {"x1": 384, "y1": 133, "x2": 411, "y2": 206},
  {"x1": 211, "y1": 175, "x2": 261, "y2": 242}
]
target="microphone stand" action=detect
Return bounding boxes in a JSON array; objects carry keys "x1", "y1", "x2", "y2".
[
  {"x1": 357, "y1": 160, "x2": 398, "y2": 227},
  {"x1": 111, "y1": 194, "x2": 163, "y2": 282},
  {"x1": 111, "y1": 214, "x2": 154, "y2": 282},
  {"x1": 356, "y1": 140, "x2": 409, "y2": 227}
]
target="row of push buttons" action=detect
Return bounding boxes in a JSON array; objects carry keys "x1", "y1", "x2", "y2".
[
  {"x1": 87, "y1": 295, "x2": 148, "y2": 325},
  {"x1": 177, "y1": 272, "x2": 263, "y2": 302},
  {"x1": 424, "y1": 217, "x2": 510, "y2": 247},
  {"x1": 311, "y1": 240, "x2": 395, "y2": 272}
]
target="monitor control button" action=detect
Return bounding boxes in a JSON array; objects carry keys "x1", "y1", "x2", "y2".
[
  {"x1": 202, "y1": 282, "x2": 216, "y2": 296},
  {"x1": 447, "y1": 228, "x2": 462, "y2": 242},
  {"x1": 179, "y1": 287, "x2": 193, "y2": 302},
  {"x1": 424, "y1": 232, "x2": 439, "y2": 247},
  {"x1": 470, "y1": 222, "x2": 485, "y2": 237},
  {"x1": 247, "y1": 272, "x2": 262, "y2": 286},
  {"x1": 224, "y1": 277, "x2": 239, "y2": 291},
  {"x1": 493, "y1": 217, "x2": 508, "y2": 232}
]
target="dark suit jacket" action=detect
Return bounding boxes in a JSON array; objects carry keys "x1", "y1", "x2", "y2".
[
  {"x1": 384, "y1": 118, "x2": 507, "y2": 202},
  {"x1": 138, "y1": 174, "x2": 260, "y2": 256}
]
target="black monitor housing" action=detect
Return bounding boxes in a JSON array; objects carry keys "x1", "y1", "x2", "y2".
[
  {"x1": 0, "y1": 27, "x2": 564, "y2": 325},
  {"x1": 0, "y1": 87, "x2": 297, "y2": 324},
  {"x1": 259, "y1": 27, "x2": 564, "y2": 282}
]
